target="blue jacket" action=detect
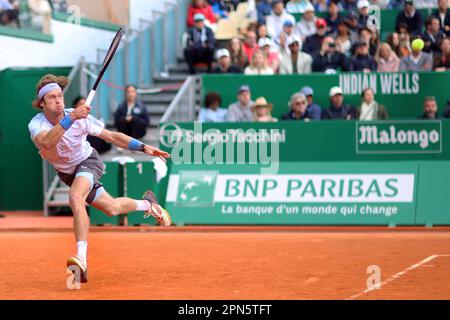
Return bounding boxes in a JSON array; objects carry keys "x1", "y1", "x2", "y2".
[
  {"x1": 186, "y1": 26, "x2": 216, "y2": 49},
  {"x1": 114, "y1": 100, "x2": 150, "y2": 127}
]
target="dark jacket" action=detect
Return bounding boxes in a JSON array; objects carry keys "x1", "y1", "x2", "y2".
[
  {"x1": 322, "y1": 104, "x2": 357, "y2": 120},
  {"x1": 421, "y1": 30, "x2": 445, "y2": 54},
  {"x1": 325, "y1": 14, "x2": 342, "y2": 34},
  {"x1": 312, "y1": 51, "x2": 351, "y2": 72},
  {"x1": 282, "y1": 111, "x2": 310, "y2": 121},
  {"x1": 211, "y1": 64, "x2": 242, "y2": 73},
  {"x1": 302, "y1": 34, "x2": 325, "y2": 55},
  {"x1": 432, "y1": 9, "x2": 450, "y2": 36},
  {"x1": 419, "y1": 112, "x2": 441, "y2": 120},
  {"x1": 186, "y1": 26, "x2": 216, "y2": 49},
  {"x1": 114, "y1": 100, "x2": 150, "y2": 128},
  {"x1": 351, "y1": 54, "x2": 377, "y2": 71},
  {"x1": 396, "y1": 10, "x2": 423, "y2": 36}
]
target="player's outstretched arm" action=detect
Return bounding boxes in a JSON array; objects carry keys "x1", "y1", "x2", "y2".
[{"x1": 98, "y1": 129, "x2": 170, "y2": 159}]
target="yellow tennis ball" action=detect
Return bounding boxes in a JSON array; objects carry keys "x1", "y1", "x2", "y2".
[{"x1": 411, "y1": 38, "x2": 425, "y2": 51}]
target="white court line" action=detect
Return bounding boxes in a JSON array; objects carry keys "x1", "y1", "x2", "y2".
[{"x1": 346, "y1": 254, "x2": 446, "y2": 300}]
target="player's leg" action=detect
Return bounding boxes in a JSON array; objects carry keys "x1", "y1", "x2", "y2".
[{"x1": 90, "y1": 188, "x2": 172, "y2": 226}]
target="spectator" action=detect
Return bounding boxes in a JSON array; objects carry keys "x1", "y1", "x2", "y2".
[
  {"x1": 286, "y1": 0, "x2": 311, "y2": 14},
  {"x1": 212, "y1": 49, "x2": 242, "y2": 73},
  {"x1": 399, "y1": 38, "x2": 433, "y2": 71},
  {"x1": 252, "y1": 97, "x2": 278, "y2": 122},
  {"x1": 114, "y1": 85, "x2": 149, "y2": 139},
  {"x1": 258, "y1": 37, "x2": 280, "y2": 72},
  {"x1": 257, "y1": 0, "x2": 273, "y2": 25},
  {"x1": 356, "y1": 0, "x2": 370, "y2": 29},
  {"x1": 353, "y1": 27, "x2": 378, "y2": 56},
  {"x1": 275, "y1": 20, "x2": 300, "y2": 51},
  {"x1": 443, "y1": 100, "x2": 450, "y2": 117},
  {"x1": 432, "y1": 0, "x2": 450, "y2": 37},
  {"x1": 244, "y1": 49, "x2": 275, "y2": 74},
  {"x1": 209, "y1": 0, "x2": 230, "y2": 19},
  {"x1": 326, "y1": 0, "x2": 342, "y2": 34},
  {"x1": 322, "y1": 86, "x2": 357, "y2": 120},
  {"x1": 341, "y1": 0, "x2": 358, "y2": 11},
  {"x1": 198, "y1": 92, "x2": 228, "y2": 123},
  {"x1": 387, "y1": 28, "x2": 411, "y2": 58},
  {"x1": 300, "y1": 86, "x2": 322, "y2": 120},
  {"x1": 351, "y1": 41, "x2": 377, "y2": 71},
  {"x1": 243, "y1": 30, "x2": 259, "y2": 63},
  {"x1": 357, "y1": 88, "x2": 389, "y2": 120},
  {"x1": 421, "y1": 15, "x2": 445, "y2": 54},
  {"x1": 395, "y1": 0, "x2": 423, "y2": 36},
  {"x1": 419, "y1": 96, "x2": 440, "y2": 119},
  {"x1": 227, "y1": 85, "x2": 255, "y2": 122},
  {"x1": 295, "y1": 3, "x2": 317, "y2": 41},
  {"x1": 312, "y1": 36, "x2": 351, "y2": 72},
  {"x1": 28, "y1": 0, "x2": 52, "y2": 34},
  {"x1": 266, "y1": 0, "x2": 296, "y2": 39},
  {"x1": 433, "y1": 37, "x2": 450, "y2": 71},
  {"x1": 333, "y1": 20, "x2": 358, "y2": 56},
  {"x1": 302, "y1": 18, "x2": 328, "y2": 55},
  {"x1": 282, "y1": 93, "x2": 311, "y2": 120},
  {"x1": 314, "y1": 0, "x2": 328, "y2": 12},
  {"x1": 375, "y1": 42, "x2": 400, "y2": 72},
  {"x1": 72, "y1": 96, "x2": 112, "y2": 154},
  {"x1": 279, "y1": 36, "x2": 313, "y2": 74},
  {"x1": 227, "y1": 37, "x2": 249, "y2": 69},
  {"x1": 187, "y1": 0, "x2": 216, "y2": 28},
  {"x1": 414, "y1": 0, "x2": 439, "y2": 9},
  {"x1": 345, "y1": 10, "x2": 359, "y2": 33},
  {"x1": 184, "y1": 13, "x2": 216, "y2": 74},
  {"x1": 257, "y1": 23, "x2": 269, "y2": 40},
  {"x1": 0, "y1": 0, "x2": 19, "y2": 27}
]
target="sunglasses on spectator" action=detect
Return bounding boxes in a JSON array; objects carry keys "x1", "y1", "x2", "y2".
[{"x1": 294, "y1": 101, "x2": 306, "y2": 105}]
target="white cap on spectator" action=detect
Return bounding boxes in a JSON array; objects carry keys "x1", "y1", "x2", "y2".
[
  {"x1": 287, "y1": 36, "x2": 301, "y2": 46},
  {"x1": 216, "y1": 48, "x2": 230, "y2": 60},
  {"x1": 258, "y1": 37, "x2": 273, "y2": 48},
  {"x1": 303, "y1": 3, "x2": 315, "y2": 12},
  {"x1": 329, "y1": 86, "x2": 343, "y2": 97},
  {"x1": 357, "y1": 0, "x2": 370, "y2": 9}
]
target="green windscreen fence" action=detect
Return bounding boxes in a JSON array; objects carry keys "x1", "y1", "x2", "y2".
[
  {"x1": 202, "y1": 72, "x2": 450, "y2": 119},
  {"x1": 0, "y1": 67, "x2": 71, "y2": 210}
]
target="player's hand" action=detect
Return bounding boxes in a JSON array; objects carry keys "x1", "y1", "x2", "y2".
[
  {"x1": 71, "y1": 105, "x2": 91, "y2": 120},
  {"x1": 143, "y1": 145, "x2": 171, "y2": 159}
]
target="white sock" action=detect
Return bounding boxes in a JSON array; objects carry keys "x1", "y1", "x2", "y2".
[
  {"x1": 76, "y1": 241, "x2": 88, "y2": 264},
  {"x1": 135, "y1": 200, "x2": 151, "y2": 212}
]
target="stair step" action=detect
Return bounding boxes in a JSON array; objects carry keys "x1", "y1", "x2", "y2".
[
  {"x1": 153, "y1": 74, "x2": 187, "y2": 83},
  {"x1": 141, "y1": 93, "x2": 175, "y2": 104},
  {"x1": 146, "y1": 104, "x2": 169, "y2": 115}
]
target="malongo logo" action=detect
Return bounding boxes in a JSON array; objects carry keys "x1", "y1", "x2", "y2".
[{"x1": 357, "y1": 121, "x2": 442, "y2": 154}]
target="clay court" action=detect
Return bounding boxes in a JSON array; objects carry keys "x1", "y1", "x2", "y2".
[{"x1": 1, "y1": 213, "x2": 450, "y2": 300}]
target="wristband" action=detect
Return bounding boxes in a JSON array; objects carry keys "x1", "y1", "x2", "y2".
[
  {"x1": 59, "y1": 114, "x2": 74, "y2": 130},
  {"x1": 128, "y1": 138, "x2": 145, "y2": 152}
]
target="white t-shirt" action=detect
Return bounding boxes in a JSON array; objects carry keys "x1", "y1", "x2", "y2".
[{"x1": 28, "y1": 109, "x2": 105, "y2": 174}]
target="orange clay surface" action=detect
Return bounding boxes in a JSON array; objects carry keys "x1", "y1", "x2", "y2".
[{"x1": 1, "y1": 225, "x2": 450, "y2": 299}]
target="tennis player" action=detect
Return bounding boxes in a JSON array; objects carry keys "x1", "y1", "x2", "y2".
[{"x1": 28, "y1": 74, "x2": 172, "y2": 283}]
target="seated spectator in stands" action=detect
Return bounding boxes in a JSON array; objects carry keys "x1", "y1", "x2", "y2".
[
  {"x1": 353, "y1": 27, "x2": 378, "y2": 56},
  {"x1": 356, "y1": 0, "x2": 370, "y2": 29},
  {"x1": 322, "y1": 86, "x2": 357, "y2": 120},
  {"x1": 228, "y1": 37, "x2": 249, "y2": 69},
  {"x1": 184, "y1": 13, "x2": 216, "y2": 74},
  {"x1": 252, "y1": 97, "x2": 278, "y2": 122},
  {"x1": 302, "y1": 18, "x2": 328, "y2": 55},
  {"x1": 340, "y1": 0, "x2": 358, "y2": 11},
  {"x1": 350, "y1": 41, "x2": 377, "y2": 71},
  {"x1": 433, "y1": 0, "x2": 450, "y2": 37},
  {"x1": 198, "y1": 92, "x2": 228, "y2": 123},
  {"x1": 314, "y1": 0, "x2": 328, "y2": 12},
  {"x1": 243, "y1": 31, "x2": 259, "y2": 63},
  {"x1": 345, "y1": 10, "x2": 359, "y2": 33},
  {"x1": 282, "y1": 93, "x2": 311, "y2": 121},
  {"x1": 357, "y1": 88, "x2": 389, "y2": 120},
  {"x1": 433, "y1": 37, "x2": 450, "y2": 71},
  {"x1": 266, "y1": 0, "x2": 296, "y2": 39},
  {"x1": 419, "y1": 96, "x2": 440, "y2": 119},
  {"x1": 312, "y1": 36, "x2": 351, "y2": 72},
  {"x1": 257, "y1": 23, "x2": 269, "y2": 40},
  {"x1": 28, "y1": 0, "x2": 52, "y2": 34},
  {"x1": 395, "y1": 0, "x2": 423, "y2": 36},
  {"x1": 300, "y1": 86, "x2": 322, "y2": 120},
  {"x1": 227, "y1": 85, "x2": 255, "y2": 122},
  {"x1": 212, "y1": 49, "x2": 242, "y2": 73},
  {"x1": 187, "y1": 0, "x2": 216, "y2": 28},
  {"x1": 399, "y1": 38, "x2": 433, "y2": 71},
  {"x1": 279, "y1": 36, "x2": 313, "y2": 74},
  {"x1": 258, "y1": 37, "x2": 280, "y2": 72},
  {"x1": 209, "y1": 0, "x2": 230, "y2": 19},
  {"x1": 73, "y1": 96, "x2": 112, "y2": 154},
  {"x1": 286, "y1": 0, "x2": 311, "y2": 14},
  {"x1": 422, "y1": 15, "x2": 445, "y2": 54},
  {"x1": 333, "y1": 20, "x2": 357, "y2": 56},
  {"x1": 387, "y1": 28, "x2": 411, "y2": 58},
  {"x1": 326, "y1": 0, "x2": 342, "y2": 34},
  {"x1": 257, "y1": 0, "x2": 273, "y2": 24},
  {"x1": 244, "y1": 50, "x2": 275, "y2": 75},
  {"x1": 0, "y1": 0, "x2": 19, "y2": 27},
  {"x1": 375, "y1": 42, "x2": 400, "y2": 72},
  {"x1": 275, "y1": 20, "x2": 299, "y2": 51},
  {"x1": 295, "y1": 3, "x2": 317, "y2": 41},
  {"x1": 114, "y1": 85, "x2": 149, "y2": 139}
]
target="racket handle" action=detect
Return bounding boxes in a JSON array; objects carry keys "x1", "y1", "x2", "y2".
[{"x1": 85, "y1": 90, "x2": 96, "y2": 107}]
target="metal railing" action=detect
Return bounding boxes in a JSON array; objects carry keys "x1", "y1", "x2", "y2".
[{"x1": 160, "y1": 76, "x2": 201, "y2": 123}]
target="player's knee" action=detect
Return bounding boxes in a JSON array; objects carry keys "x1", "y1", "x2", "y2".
[{"x1": 69, "y1": 192, "x2": 85, "y2": 207}]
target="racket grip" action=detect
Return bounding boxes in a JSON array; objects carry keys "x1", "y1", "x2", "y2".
[{"x1": 85, "y1": 90, "x2": 96, "y2": 107}]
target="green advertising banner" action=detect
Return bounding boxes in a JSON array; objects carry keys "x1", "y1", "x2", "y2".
[{"x1": 202, "y1": 72, "x2": 450, "y2": 119}]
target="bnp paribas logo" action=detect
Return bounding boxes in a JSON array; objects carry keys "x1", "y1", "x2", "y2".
[{"x1": 176, "y1": 171, "x2": 218, "y2": 207}]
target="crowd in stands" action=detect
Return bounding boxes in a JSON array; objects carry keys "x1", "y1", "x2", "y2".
[
  {"x1": 184, "y1": 0, "x2": 450, "y2": 74},
  {"x1": 1, "y1": 0, "x2": 53, "y2": 34},
  {"x1": 0, "y1": 0, "x2": 19, "y2": 27}
]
